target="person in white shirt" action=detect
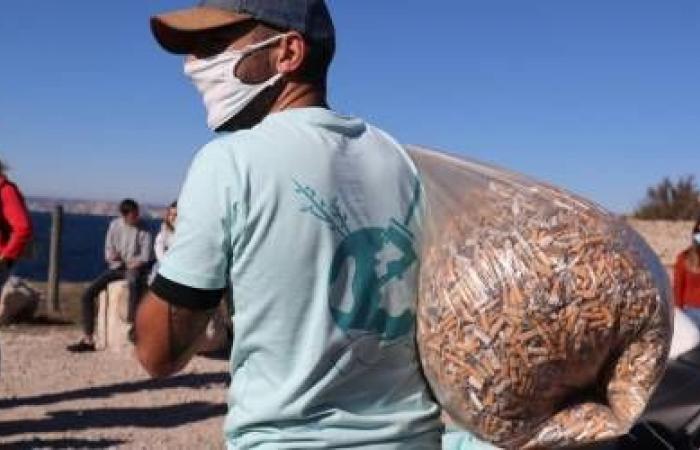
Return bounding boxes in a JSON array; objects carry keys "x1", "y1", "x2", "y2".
[
  {"x1": 67, "y1": 199, "x2": 153, "y2": 352},
  {"x1": 150, "y1": 201, "x2": 177, "y2": 283}
]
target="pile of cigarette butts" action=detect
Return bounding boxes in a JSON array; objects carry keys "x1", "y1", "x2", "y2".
[{"x1": 409, "y1": 146, "x2": 672, "y2": 449}]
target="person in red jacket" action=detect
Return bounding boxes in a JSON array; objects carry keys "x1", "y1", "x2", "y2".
[
  {"x1": 0, "y1": 159, "x2": 33, "y2": 290},
  {"x1": 675, "y1": 218, "x2": 700, "y2": 325}
]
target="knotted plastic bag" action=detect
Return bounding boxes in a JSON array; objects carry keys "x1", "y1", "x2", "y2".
[{"x1": 409, "y1": 146, "x2": 672, "y2": 449}]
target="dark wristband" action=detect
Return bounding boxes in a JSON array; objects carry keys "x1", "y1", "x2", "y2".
[{"x1": 151, "y1": 274, "x2": 224, "y2": 311}]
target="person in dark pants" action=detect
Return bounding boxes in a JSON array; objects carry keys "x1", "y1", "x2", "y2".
[{"x1": 67, "y1": 199, "x2": 153, "y2": 352}]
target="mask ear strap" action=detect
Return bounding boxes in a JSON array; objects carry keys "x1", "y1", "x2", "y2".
[{"x1": 243, "y1": 33, "x2": 288, "y2": 54}]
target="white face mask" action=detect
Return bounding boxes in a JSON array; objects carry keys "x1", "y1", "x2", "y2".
[{"x1": 184, "y1": 34, "x2": 286, "y2": 130}]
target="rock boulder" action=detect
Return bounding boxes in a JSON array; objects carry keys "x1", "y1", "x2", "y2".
[{"x1": 0, "y1": 277, "x2": 41, "y2": 324}]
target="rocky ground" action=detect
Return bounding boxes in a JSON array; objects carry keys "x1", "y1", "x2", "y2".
[
  {"x1": 628, "y1": 219, "x2": 694, "y2": 267},
  {"x1": 0, "y1": 219, "x2": 693, "y2": 449},
  {"x1": 0, "y1": 327, "x2": 229, "y2": 449}
]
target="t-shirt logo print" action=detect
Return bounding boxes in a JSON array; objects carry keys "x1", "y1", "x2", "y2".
[{"x1": 294, "y1": 180, "x2": 421, "y2": 341}]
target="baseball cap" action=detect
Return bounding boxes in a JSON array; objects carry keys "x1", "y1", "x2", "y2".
[{"x1": 151, "y1": 0, "x2": 335, "y2": 54}]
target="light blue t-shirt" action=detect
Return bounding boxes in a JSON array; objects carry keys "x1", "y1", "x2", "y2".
[
  {"x1": 442, "y1": 427, "x2": 500, "y2": 450},
  {"x1": 160, "y1": 108, "x2": 442, "y2": 449}
]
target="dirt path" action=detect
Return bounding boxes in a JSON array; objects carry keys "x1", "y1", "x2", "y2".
[{"x1": 0, "y1": 326, "x2": 229, "y2": 449}]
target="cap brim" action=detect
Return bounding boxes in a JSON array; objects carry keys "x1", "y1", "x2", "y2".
[{"x1": 151, "y1": 7, "x2": 252, "y2": 54}]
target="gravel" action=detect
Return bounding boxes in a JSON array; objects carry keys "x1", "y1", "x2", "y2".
[{"x1": 0, "y1": 327, "x2": 229, "y2": 449}]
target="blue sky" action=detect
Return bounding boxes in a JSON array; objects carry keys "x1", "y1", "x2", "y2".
[{"x1": 1, "y1": 1, "x2": 698, "y2": 213}]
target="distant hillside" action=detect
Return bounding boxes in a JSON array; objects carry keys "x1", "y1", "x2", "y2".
[{"x1": 27, "y1": 196, "x2": 165, "y2": 219}]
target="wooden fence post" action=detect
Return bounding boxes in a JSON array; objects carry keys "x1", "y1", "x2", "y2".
[{"x1": 47, "y1": 205, "x2": 63, "y2": 314}]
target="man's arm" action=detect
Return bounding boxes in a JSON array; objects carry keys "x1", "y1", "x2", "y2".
[
  {"x1": 128, "y1": 230, "x2": 153, "y2": 269},
  {"x1": 135, "y1": 290, "x2": 214, "y2": 378},
  {"x1": 154, "y1": 230, "x2": 168, "y2": 262},
  {"x1": 104, "y1": 221, "x2": 122, "y2": 265},
  {"x1": 134, "y1": 142, "x2": 236, "y2": 377},
  {"x1": 0, "y1": 183, "x2": 32, "y2": 261}
]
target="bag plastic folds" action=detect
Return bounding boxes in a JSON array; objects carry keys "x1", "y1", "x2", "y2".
[{"x1": 409, "y1": 145, "x2": 673, "y2": 449}]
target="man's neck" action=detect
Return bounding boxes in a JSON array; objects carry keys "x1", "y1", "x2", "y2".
[
  {"x1": 122, "y1": 218, "x2": 139, "y2": 228},
  {"x1": 215, "y1": 83, "x2": 328, "y2": 133},
  {"x1": 271, "y1": 83, "x2": 327, "y2": 113}
]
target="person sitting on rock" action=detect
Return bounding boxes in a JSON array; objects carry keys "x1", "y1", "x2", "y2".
[
  {"x1": 149, "y1": 201, "x2": 177, "y2": 284},
  {"x1": 67, "y1": 199, "x2": 153, "y2": 352}
]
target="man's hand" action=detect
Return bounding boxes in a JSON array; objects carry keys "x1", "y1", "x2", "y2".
[
  {"x1": 134, "y1": 291, "x2": 213, "y2": 378},
  {"x1": 107, "y1": 252, "x2": 123, "y2": 263},
  {"x1": 127, "y1": 260, "x2": 143, "y2": 270}
]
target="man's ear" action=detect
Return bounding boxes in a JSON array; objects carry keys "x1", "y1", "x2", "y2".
[{"x1": 275, "y1": 31, "x2": 307, "y2": 75}]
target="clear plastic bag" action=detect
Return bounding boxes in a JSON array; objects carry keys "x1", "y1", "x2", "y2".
[{"x1": 409, "y1": 146, "x2": 673, "y2": 449}]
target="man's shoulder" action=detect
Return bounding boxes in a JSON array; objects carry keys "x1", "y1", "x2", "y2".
[
  {"x1": 192, "y1": 112, "x2": 411, "y2": 173},
  {"x1": 191, "y1": 132, "x2": 262, "y2": 168},
  {"x1": 203, "y1": 128, "x2": 268, "y2": 152},
  {"x1": 0, "y1": 178, "x2": 20, "y2": 196},
  {"x1": 360, "y1": 124, "x2": 418, "y2": 175},
  {"x1": 107, "y1": 217, "x2": 126, "y2": 233}
]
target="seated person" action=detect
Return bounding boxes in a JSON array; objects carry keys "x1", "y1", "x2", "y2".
[
  {"x1": 67, "y1": 199, "x2": 153, "y2": 352},
  {"x1": 149, "y1": 201, "x2": 177, "y2": 284}
]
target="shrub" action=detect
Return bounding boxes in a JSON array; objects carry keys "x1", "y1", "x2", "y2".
[{"x1": 633, "y1": 176, "x2": 700, "y2": 220}]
